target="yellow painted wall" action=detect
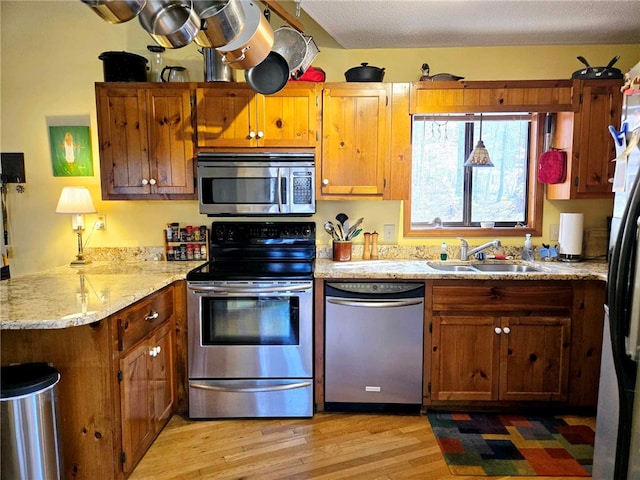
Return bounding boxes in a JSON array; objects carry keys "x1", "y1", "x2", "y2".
[{"x1": 1, "y1": 1, "x2": 638, "y2": 276}]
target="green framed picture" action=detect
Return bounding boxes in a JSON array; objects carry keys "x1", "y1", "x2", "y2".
[{"x1": 49, "y1": 126, "x2": 94, "y2": 177}]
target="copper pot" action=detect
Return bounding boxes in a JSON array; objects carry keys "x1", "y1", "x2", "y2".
[
  {"x1": 81, "y1": 0, "x2": 146, "y2": 24},
  {"x1": 216, "y1": 1, "x2": 273, "y2": 70}
]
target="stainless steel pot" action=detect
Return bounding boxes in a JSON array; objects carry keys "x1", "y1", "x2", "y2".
[
  {"x1": 216, "y1": 1, "x2": 273, "y2": 70},
  {"x1": 200, "y1": 48, "x2": 234, "y2": 82},
  {"x1": 81, "y1": 0, "x2": 146, "y2": 24},
  {"x1": 138, "y1": 0, "x2": 201, "y2": 49},
  {"x1": 194, "y1": 0, "x2": 245, "y2": 48}
]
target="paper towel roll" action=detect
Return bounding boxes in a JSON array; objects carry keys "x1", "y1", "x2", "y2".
[{"x1": 558, "y1": 213, "x2": 584, "y2": 261}]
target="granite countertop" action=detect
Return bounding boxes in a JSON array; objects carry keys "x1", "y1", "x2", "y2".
[
  {"x1": 0, "y1": 261, "x2": 202, "y2": 330},
  {"x1": 1, "y1": 254, "x2": 608, "y2": 330},
  {"x1": 314, "y1": 258, "x2": 609, "y2": 281}
]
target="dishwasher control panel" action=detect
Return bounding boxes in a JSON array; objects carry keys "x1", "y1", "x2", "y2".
[{"x1": 325, "y1": 282, "x2": 424, "y2": 297}]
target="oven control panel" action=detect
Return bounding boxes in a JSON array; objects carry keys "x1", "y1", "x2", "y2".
[{"x1": 211, "y1": 222, "x2": 315, "y2": 245}]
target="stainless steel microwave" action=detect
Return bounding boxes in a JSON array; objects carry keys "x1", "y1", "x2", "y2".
[{"x1": 197, "y1": 152, "x2": 315, "y2": 216}]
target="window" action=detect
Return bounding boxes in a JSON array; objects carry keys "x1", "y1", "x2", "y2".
[{"x1": 409, "y1": 113, "x2": 542, "y2": 236}]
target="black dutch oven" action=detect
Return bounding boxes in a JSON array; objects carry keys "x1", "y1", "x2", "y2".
[
  {"x1": 344, "y1": 62, "x2": 385, "y2": 82},
  {"x1": 98, "y1": 51, "x2": 148, "y2": 82}
]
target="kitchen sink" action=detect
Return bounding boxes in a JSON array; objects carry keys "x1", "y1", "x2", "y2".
[
  {"x1": 426, "y1": 264, "x2": 478, "y2": 272},
  {"x1": 427, "y1": 262, "x2": 540, "y2": 273},
  {"x1": 472, "y1": 264, "x2": 540, "y2": 273}
]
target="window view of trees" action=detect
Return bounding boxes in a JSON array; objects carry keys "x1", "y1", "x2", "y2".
[{"x1": 411, "y1": 114, "x2": 531, "y2": 228}]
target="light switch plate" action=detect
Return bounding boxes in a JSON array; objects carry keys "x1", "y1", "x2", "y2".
[
  {"x1": 383, "y1": 224, "x2": 396, "y2": 242},
  {"x1": 549, "y1": 223, "x2": 559, "y2": 242}
]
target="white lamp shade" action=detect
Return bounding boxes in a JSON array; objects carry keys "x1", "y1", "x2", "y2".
[{"x1": 56, "y1": 187, "x2": 97, "y2": 214}]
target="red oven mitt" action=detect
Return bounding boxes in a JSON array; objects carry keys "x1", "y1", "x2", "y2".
[{"x1": 538, "y1": 149, "x2": 567, "y2": 184}]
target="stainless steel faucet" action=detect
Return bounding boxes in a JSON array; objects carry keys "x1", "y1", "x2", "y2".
[{"x1": 459, "y1": 238, "x2": 502, "y2": 261}]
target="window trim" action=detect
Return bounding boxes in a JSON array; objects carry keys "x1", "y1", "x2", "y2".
[{"x1": 403, "y1": 112, "x2": 545, "y2": 238}]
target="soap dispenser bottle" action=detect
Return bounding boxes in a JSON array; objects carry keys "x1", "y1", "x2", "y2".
[{"x1": 522, "y1": 234, "x2": 534, "y2": 261}]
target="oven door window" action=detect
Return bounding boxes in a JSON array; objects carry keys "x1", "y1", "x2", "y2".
[
  {"x1": 202, "y1": 176, "x2": 286, "y2": 205},
  {"x1": 201, "y1": 296, "x2": 299, "y2": 345}
]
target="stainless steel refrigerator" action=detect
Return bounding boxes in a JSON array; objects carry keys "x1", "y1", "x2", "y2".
[{"x1": 593, "y1": 62, "x2": 640, "y2": 480}]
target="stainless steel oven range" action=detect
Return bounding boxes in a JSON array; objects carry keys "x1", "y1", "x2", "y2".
[{"x1": 186, "y1": 221, "x2": 315, "y2": 418}]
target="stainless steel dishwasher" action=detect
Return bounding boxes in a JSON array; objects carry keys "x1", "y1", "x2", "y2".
[{"x1": 324, "y1": 282, "x2": 424, "y2": 413}]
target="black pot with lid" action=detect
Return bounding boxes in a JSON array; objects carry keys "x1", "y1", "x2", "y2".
[
  {"x1": 98, "y1": 51, "x2": 148, "y2": 82},
  {"x1": 344, "y1": 62, "x2": 385, "y2": 82}
]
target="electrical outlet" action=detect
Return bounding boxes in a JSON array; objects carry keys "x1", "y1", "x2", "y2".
[
  {"x1": 383, "y1": 224, "x2": 396, "y2": 243},
  {"x1": 549, "y1": 223, "x2": 559, "y2": 242},
  {"x1": 95, "y1": 214, "x2": 107, "y2": 230}
]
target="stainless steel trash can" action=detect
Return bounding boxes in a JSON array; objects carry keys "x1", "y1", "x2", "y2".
[{"x1": 1, "y1": 363, "x2": 62, "y2": 480}]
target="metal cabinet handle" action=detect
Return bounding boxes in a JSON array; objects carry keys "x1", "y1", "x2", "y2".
[
  {"x1": 494, "y1": 327, "x2": 502, "y2": 334},
  {"x1": 145, "y1": 311, "x2": 159, "y2": 321},
  {"x1": 502, "y1": 326, "x2": 511, "y2": 334}
]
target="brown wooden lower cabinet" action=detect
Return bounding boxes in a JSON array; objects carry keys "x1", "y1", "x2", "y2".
[
  {"x1": 427, "y1": 280, "x2": 603, "y2": 409},
  {"x1": 0, "y1": 283, "x2": 181, "y2": 480}
]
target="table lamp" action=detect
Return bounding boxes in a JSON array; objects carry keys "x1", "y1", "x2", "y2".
[{"x1": 56, "y1": 186, "x2": 97, "y2": 266}]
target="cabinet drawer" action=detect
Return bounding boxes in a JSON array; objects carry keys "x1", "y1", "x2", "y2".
[
  {"x1": 118, "y1": 287, "x2": 174, "y2": 351},
  {"x1": 432, "y1": 283, "x2": 572, "y2": 312}
]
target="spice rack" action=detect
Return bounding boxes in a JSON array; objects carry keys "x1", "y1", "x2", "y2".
[{"x1": 163, "y1": 223, "x2": 209, "y2": 261}]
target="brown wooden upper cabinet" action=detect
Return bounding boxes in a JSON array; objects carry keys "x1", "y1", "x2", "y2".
[
  {"x1": 195, "y1": 82, "x2": 321, "y2": 148},
  {"x1": 96, "y1": 83, "x2": 196, "y2": 200},
  {"x1": 547, "y1": 79, "x2": 623, "y2": 199},
  {"x1": 319, "y1": 83, "x2": 391, "y2": 199},
  {"x1": 409, "y1": 80, "x2": 574, "y2": 113}
]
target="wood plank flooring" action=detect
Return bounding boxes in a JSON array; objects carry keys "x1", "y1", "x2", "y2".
[{"x1": 129, "y1": 413, "x2": 594, "y2": 480}]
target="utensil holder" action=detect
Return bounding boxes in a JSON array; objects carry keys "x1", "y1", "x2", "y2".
[{"x1": 332, "y1": 241, "x2": 352, "y2": 262}]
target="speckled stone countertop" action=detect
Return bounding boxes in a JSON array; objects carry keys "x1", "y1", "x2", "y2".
[
  {"x1": 1, "y1": 245, "x2": 608, "y2": 330},
  {"x1": 0, "y1": 260, "x2": 201, "y2": 330},
  {"x1": 314, "y1": 258, "x2": 609, "y2": 281}
]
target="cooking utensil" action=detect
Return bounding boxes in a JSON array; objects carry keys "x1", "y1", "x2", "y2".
[
  {"x1": 244, "y1": 51, "x2": 289, "y2": 95},
  {"x1": 98, "y1": 51, "x2": 148, "y2": 81},
  {"x1": 139, "y1": 0, "x2": 201, "y2": 49},
  {"x1": 81, "y1": 0, "x2": 146, "y2": 24},
  {"x1": 346, "y1": 217, "x2": 364, "y2": 239},
  {"x1": 344, "y1": 63, "x2": 385, "y2": 82},
  {"x1": 571, "y1": 55, "x2": 623, "y2": 79},
  {"x1": 200, "y1": 47, "x2": 234, "y2": 82},
  {"x1": 335, "y1": 213, "x2": 349, "y2": 225},
  {"x1": 193, "y1": 0, "x2": 245, "y2": 48},
  {"x1": 271, "y1": 26, "x2": 319, "y2": 79},
  {"x1": 216, "y1": 1, "x2": 274, "y2": 70}
]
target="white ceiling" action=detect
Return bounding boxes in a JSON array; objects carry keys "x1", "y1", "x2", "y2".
[{"x1": 300, "y1": 0, "x2": 640, "y2": 49}]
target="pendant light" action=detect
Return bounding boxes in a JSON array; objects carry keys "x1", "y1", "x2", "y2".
[{"x1": 464, "y1": 114, "x2": 494, "y2": 167}]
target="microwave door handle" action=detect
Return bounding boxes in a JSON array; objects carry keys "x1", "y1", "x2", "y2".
[{"x1": 277, "y1": 167, "x2": 283, "y2": 212}]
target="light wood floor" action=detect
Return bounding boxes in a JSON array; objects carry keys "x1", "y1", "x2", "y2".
[{"x1": 129, "y1": 412, "x2": 594, "y2": 480}]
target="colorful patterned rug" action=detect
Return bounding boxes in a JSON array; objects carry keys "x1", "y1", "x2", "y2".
[{"x1": 427, "y1": 412, "x2": 595, "y2": 476}]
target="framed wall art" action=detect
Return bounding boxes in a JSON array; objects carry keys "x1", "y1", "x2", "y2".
[{"x1": 49, "y1": 125, "x2": 94, "y2": 177}]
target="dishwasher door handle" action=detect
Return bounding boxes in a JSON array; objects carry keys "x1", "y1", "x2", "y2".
[{"x1": 326, "y1": 298, "x2": 423, "y2": 308}]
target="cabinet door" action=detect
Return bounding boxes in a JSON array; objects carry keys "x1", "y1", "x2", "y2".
[
  {"x1": 97, "y1": 86, "x2": 150, "y2": 198},
  {"x1": 431, "y1": 314, "x2": 501, "y2": 401},
  {"x1": 573, "y1": 80, "x2": 622, "y2": 196},
  {"x1": 258, "y1": 83, "x2": 320, "y2": 147},
  {"x1": 120, "y1": 339, "x2": 154, "y2": 474},
  {"x1": 499, "y1": 316, "x2": 571, "y2": 402},
  {"x1": 320, "y1": 84, "x2": 390, "y2": 198},
  {"x1": 195, "y1": 86, "x2": 256, "y2": 147},
  {"x1": 146, "y1": 87, "x2": 195, "y2": 196},
  {"x1": 150, "y1": 321, "x2": 175, "y2": 430}
]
